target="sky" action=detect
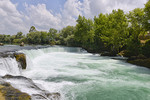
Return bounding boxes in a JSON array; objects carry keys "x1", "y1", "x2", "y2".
[{"x1": 0, "y1": 0, "x2": 148, "y2": 35}]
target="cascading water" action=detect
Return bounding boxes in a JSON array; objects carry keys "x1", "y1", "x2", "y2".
[
  {"x1": 0, "y1": 57, "x2": 20, "y2": 76},
  {"x1": 1, "y1": 46, "x2": 150, "y2": 100},
  {"x1": 18, "y1": 46, "x2": 150, "y2": 100}
]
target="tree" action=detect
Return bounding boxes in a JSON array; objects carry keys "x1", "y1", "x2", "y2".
[
  {"x1": 75, "y1": 15, "x2": 95, "y2": 48},
  {"x1": 27, "y1": 31, "x2": 41, "y2": 44},
  {"x1": 58, "y1": 26, "x2": 77, "y2": 46},
  {"x1": 94, "y1": 13, "x2": 108, "y2": 52},
  {"x1": 144, "y1": 0, "x2": 150, "y2": 31},
  {"x1": 16, "y1": 32, "x2": 23, "y2": 39},
  {"x1": 127, "y1": 8, "x2": 145, "y2": 56},
  {"x1": 40, "y1": 31, "x2": 49, "y2": 44},
  {"x1": 29, "y1": 26, "x2": 37, "y2": 33},
  {"x1": 48, "y1": 28, "x2": 57, "y2": 42},
  {"x1": 100, "y1": 9, "x2": 129, "y2": 53}
]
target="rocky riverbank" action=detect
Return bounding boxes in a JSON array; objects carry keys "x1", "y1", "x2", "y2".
[{"x1": 0, "y1": 47, "x2": 61, "y2": 100}]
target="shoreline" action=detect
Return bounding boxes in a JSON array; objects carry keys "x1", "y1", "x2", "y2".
[
  {"x1": 0, "y1": 45, "x2": 61, "y2": 100},
  {"x1": 1, "y1": 44, "x2": 149, "y2": 69}
]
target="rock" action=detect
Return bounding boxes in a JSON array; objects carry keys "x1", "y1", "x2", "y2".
[
  {"x1": 2, "y1": 75, "x2": 61, "y2": 100},
  {"x1": 14, "y1": 53, "x2": 27, "y2": 69},
  {"x1": 127, "y1": 54, "x2": 147, "y2": 61},
  {"x1": 101, "y1": 52, "x2": 116, "y2": 56},
  {"x1": 20, "y1": 42, "x2": 24, "y2": 46},
  {"x1": 0, "y1": 79, "x2": 31, "y2": 100},
  {"x1": 0, "y1": 52, "x2": 14, "y2": 58},
  {"x1": 118, "y1": 50, "x2": 131, "y2": 57},
  {"x1": 127, "y1": 58, "x2": 150, "y2": 68},
  {"x1": 0, "y1": 43, "x2": 4, "y2": 46}
]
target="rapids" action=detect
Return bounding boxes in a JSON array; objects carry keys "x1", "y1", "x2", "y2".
[
  {"x1": 1, "y1": 46, "x2": 150, "y2": 100},
  {"x1": 21, "y1": 46, "x2": 150, "y2": 100}
]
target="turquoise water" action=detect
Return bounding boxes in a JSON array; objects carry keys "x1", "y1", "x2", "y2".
[{"x1": 21, "y1": 46, "x2": 150, "y2": 100}]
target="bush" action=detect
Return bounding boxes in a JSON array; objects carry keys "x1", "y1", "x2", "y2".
[{"x1": 142, "y1": 39, "x2": 150, "y2": 57}]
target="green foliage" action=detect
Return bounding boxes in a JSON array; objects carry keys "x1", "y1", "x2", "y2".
[
  {"x1": 142, "y1": 39, "x2": 150, "y2": 57},
  {"x1": 144, "y1": 0, "x2": 150, "y2": 31},
  {"x1": 126, "y1": 8, "x2": 145, "y2": 56},
  {"x1": 58, "y1": 26, "x2": 79, "y2": 46},
  {"x1": 75, "y1": 15, "x2": 95, "y2": 46},
  {"x1": 100, "y1": 9, "x2": 128, "y2": 53},
  {"x1": 0, "y1": 1, "x2": 150, "y2": 58},
  {"x1": 16, "y1": 32, "x2": 23, "y2": 39},
  {"x1": 29, "y1": 26, "x2": 37, "y2": 33}
]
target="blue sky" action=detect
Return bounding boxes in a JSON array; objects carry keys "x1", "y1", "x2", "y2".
[
  {"x1": 0, "y1": 0, "x2": 148, "y2": 34},
  {"x1": 11, "y1": 0, "x2": 66, "y2": 13}
]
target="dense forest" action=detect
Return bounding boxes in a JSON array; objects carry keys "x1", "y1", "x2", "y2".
[{"x1": 0, "y1": 0, "x2": 150, "y2": 58}]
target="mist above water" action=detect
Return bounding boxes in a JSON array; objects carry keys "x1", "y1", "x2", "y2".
[{"x1": 20, "y1": 46, "x2": 150, "y2": 100}]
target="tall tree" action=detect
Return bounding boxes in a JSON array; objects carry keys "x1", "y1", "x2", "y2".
[
  {"x1": 29, "y1": 26, "x2": 37, "y2": 33},
  {"x1": 127, "y1": 8, "x2": 145, "y2": 56},
  {"x1": 144, "y1": 0, "x2": 150, "y2": 31},
  {"x1": 94, "y1": 13, "x2": 108, "y2": 52},
  {"x1": 100, "y1": 9, "x2": 129, "y2": 53},
  {"x1": 75, "y1": 15, "x2": 95, "y2": 48}
]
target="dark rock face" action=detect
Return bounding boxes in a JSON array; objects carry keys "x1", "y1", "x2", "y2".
[
  {"x1": 14, "y1": 53, "x2": 27, "y2": 69},
  {"x1": 2, "y1": 75, "x2": 61, "y2": 100},
  {"x1": 0, "y1": 52, "x2": 27, "y2": 70},
  {"x1": 101, "y1": 52, "x2": 116, "y2": 56},
  {"x1": 0, "y1": 43, "x2": 4, "y2": 46},
  {"x1": 127, "y1": 54, "x2": 150, "y2": 68},
  {"x1": 0, "y1": 78, "x2": 31, "y2": 100},
  {"x1": 20, "y1": 42, "x2": 24, "y2": 47},
  {"x1": 127, "y1": 58, "x2": 150, "y2": 68}
]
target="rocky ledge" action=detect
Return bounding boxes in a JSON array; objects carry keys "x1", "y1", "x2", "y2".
[
  {"x1": 127, "y1": 54, "x2": 150, "y2": 68},
  {"x1": 0, "y1": 51, "x2": 61, "y2": 100},
  {"x1": 0, "y1": 78, "x2": 31, "y2": 100},
  {"x1": 0, "y1": 75, "x2": 61, "y2": 100},
  {"x1": 0, "y1": 52, "x2": 27, "y2": 70}
]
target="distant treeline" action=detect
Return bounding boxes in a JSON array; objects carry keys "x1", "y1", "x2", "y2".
[{"x1": 0, "y1": 0, "x2": 150, "y2": 57}]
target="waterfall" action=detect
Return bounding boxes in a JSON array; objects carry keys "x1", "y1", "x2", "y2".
[
  {"x1": 0, "y1": 57, "x2": 21, "y2": 76},
  {"x1": 0, "y1": 46, "x2": 150, "y2": 100}
]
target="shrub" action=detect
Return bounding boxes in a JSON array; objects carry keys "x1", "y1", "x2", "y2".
[{"x1": 142, "y1": 39, "x2": 150, "y2": 57}]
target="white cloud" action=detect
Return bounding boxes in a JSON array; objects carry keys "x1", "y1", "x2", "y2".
[
  {"x1": 88, "y1": 0, "x2": 147, "y2": 16},
  {"x1": 0, "y1": 0, "x2": 148, "y2": 34},
  {"x1": 24, "y1": 3, "x2": 61, "y2": 31},
  {"x1": 0, "y1": 0, "x2": 27, "y2": 34}
]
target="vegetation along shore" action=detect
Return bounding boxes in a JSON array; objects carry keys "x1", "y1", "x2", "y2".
[{"x1": 0, "y1": 0, "x2": 150, "y2": 68}]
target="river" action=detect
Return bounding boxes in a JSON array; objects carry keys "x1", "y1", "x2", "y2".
[{"x1": 1, "y1": 46, "x2": 150, "y2": 100}]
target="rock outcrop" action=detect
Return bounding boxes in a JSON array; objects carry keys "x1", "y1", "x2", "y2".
[
  {"x1": 0, "y1": 78, "x2": 31, "y2": 100},
  {"x1": 0, "y1": 52, "x2": 27, "y2": 70},
  {"x1": 0, "y1": 43, "x2": 4, "y2": 46},
  {"x1": 14, "y1": 53, "x2": 27, "y2": 69},
  {"x1": 20, "y1": 42, "x2": 24, "y2": 46},
  {"x1": 127, "y1": 54, "x2": 150, "y2": 68},
  {"x1": 2, "y1": 75, "x2": 61, "y2": 100}
]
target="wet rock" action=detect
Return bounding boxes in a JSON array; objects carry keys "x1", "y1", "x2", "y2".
[
  {"x1": 0, "y1": 52, "x2": 14, "y2": 58},
  {"x1": 14, "y1": 53, "x2": 27, "y2": 69},
  {"x1": 0, "y1": 43, "x2": 4, "y2": 46},
  {"x1": 31, "y1": 94, "x2": 47, "y2": 99},
  {"x1": 2, "y1": 75, "x2": 61, "y2": 100},
  {"x1": 127, "y1": 58, "x2": 150, "y2": 68},
  {"x1": 20, "y1": 42, "x2": 24, "y2": 47},
  {"x1": 0, "y1": 78, "x2": 31, "y2": 100},
  {"x1": 32, "y1": 93, "x2": 60, "y2": 100},
  {"x1": 118, "y1": 50, "x2": 131, "y2": 57},
  {"x1": 101, "y1": 52, "x2": 116, "y2": 56}
]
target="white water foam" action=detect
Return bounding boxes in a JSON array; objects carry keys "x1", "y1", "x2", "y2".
[
  {"x1": 4, "y1": 46, "x2": 149, "y2": 100},
  {"x1": 0, "y1": 57, "x2": 20, "y2": 76}
]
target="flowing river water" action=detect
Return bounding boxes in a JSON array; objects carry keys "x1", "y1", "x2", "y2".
[{"x1": 0, "y1": 46, "x2": 150, "y2": 100}]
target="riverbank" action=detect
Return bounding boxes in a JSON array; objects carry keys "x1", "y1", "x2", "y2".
[
  {"x1": 84, "y1": 48, "x2": 150, "y2": 69},
  {"x1": 1, "y1": 44, "x2": 150, "y2": 69},
  {"x1": 0, "y1": 45, "x2": 150, "y2": 100},
  {"x1": 0, "y1": 45, "x2": 61, "y2": 100}
]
